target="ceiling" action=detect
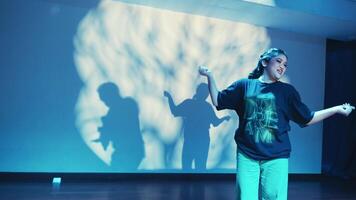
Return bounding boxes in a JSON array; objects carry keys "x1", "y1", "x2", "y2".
[
  {"x1": 42, "y1": 0, "x2": 356, "y2": 41},
  {"x1": 116, "y1": 0, "x2": 356, "y2": 41}
]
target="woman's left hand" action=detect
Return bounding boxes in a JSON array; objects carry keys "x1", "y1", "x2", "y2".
[{"x1": 337, "y1": 103, "x2": 355, "y2": 116}]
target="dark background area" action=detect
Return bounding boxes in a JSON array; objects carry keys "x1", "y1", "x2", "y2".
[{"x1": 323, "y1": 39, "x2": 356, "y2": 179}]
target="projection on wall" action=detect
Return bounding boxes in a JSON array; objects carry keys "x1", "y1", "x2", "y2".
[{"x1": 74, "y1": 0, "x2": 271, "y2": 172}]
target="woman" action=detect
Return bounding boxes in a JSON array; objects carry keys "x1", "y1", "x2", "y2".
[{"x1": 198, "y1": 48, "x2": 354, "y2": 200}]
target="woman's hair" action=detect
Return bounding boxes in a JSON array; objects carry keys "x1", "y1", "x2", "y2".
[{"x1": 248, "y1": 48, "x2": 288, "y2": 79}]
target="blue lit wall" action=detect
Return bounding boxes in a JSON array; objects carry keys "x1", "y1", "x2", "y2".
[{"x1": 0, "y1": 0, "x2": 325, "y2": 173}]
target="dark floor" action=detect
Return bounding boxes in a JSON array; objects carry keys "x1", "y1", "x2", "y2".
[{"x1": 1, "y1": 178, "x2": 356, "y2": 200}]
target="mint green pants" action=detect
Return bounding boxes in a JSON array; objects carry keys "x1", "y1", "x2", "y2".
[{"x1": 236, "y1": 152, "x2": 288, "y2": 200}]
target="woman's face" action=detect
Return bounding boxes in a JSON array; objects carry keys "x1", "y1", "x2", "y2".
[{"x1": 264, "y1": 54, "x2": 288, "y2": 81}]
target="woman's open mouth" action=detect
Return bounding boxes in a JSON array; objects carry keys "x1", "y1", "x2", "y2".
[{"x1": 276, "y1": 69, "x2": 283, "y2": 75}]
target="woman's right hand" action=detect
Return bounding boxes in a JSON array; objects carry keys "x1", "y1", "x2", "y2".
[
  {"x1": 198, "y1": 65, "x2": 219, "y2": 106},
  {"x1": 198, "y1": 65, "x2": 211, "y2": 77}
]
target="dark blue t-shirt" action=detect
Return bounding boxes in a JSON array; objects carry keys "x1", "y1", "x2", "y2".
[{"x1": 216, "y1": 78, "x2": 314, "y2": 160}]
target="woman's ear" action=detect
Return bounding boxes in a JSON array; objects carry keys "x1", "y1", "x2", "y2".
[{"x1": 261, "y1": 59, "x2": 268, "y2": 67}]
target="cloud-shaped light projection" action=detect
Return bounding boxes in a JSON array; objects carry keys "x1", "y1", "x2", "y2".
[{"x1": 74, "y1": 0, "x2": 270, "y2": 172}]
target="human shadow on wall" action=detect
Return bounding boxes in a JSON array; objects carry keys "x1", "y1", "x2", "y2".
[
  {"x1": 164, "y1": 83, "x2": 230, "y2": 171},
  {"x1": 96, "y1": 82, "x2": 144, "y2": 171}
]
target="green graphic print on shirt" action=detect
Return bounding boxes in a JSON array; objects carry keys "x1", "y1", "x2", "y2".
[{"x1": 244, "y1": 93, "x2": 279, "y2": 144}]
